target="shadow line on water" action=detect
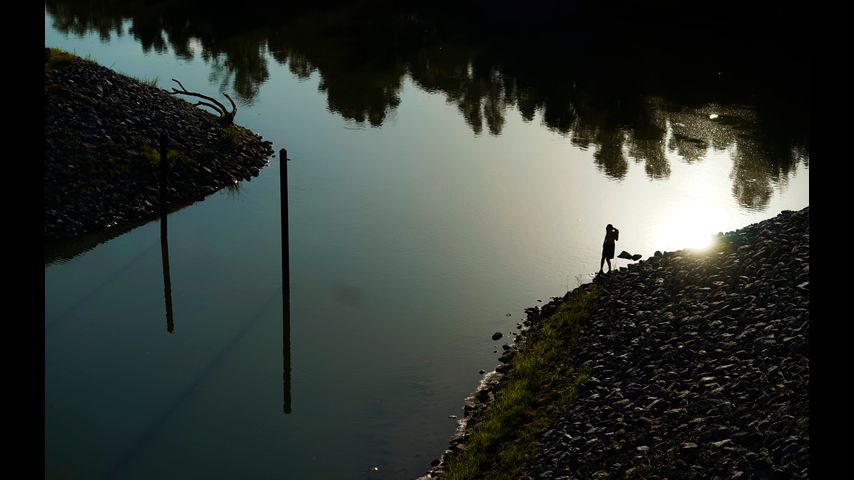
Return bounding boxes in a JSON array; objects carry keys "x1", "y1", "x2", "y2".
[{"x1": 106, "y1": 287, "x2": 283, "y2": 479}]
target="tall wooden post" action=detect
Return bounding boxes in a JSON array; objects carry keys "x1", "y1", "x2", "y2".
[
  {"x1": 280, "y1": 148, "x2": 291, "y2": 414},
  {"x1": 280, "y1": 148, "x2": 289, "y2": 290},
  {"x1": 159, "y1": 133, "x2": 168, "y2": 220}
]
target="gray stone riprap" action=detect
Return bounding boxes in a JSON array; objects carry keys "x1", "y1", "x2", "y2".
[
  {"x1": 422, "y1": 207, "x2": 808, "y2": 479},
  {"x1": 523, "y1": 207, "x2": 809, "y2": 479},
  {"x1": 45, "y1": 58, "x2": 275, "y2": 240}
]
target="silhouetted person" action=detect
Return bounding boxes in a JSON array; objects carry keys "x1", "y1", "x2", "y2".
[{"x1": 599, "y1": 224, "x2": 619, "y2": 274}]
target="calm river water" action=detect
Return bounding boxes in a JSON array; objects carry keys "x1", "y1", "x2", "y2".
[{"x1": 45, "y1": 3, "x2": 808, "y2": 478}]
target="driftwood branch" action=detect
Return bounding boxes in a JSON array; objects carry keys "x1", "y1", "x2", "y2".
[
  {"x1": 170, "y1": 78, "x2": 237, "y2": 125},
  {"x1": 223, "y1": 93, "x2": 237, "y2": 112},
  {"x1": 194, "y1": 101, "x2": 221, "y2": 113}
]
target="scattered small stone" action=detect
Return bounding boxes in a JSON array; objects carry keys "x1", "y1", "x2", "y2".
[
  {"x1": 45, "y1": 59, "x2": 275, "y2": 241},
  {"x1": 423, "y1": 208, "x2": 809, "y2": 480}
]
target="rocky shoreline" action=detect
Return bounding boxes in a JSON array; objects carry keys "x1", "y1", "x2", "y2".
[
  {"x1": 45, "y1": 50, "x2": 275, "y2": 240},
  {"x1": 425, "y1": 207, "x2": 809, "y2": 479}
]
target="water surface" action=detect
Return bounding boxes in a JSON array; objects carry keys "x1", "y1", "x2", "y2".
[{"x1": 44, "y1": 3, "x2": 808, "y2": 478}]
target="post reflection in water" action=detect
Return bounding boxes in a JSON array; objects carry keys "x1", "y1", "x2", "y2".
[
  {"x1": 160, "y1": 206, "x2": 174, "y2": 333},
  {"x1": 159, "y1": 132, "x2": 174, "y2": 334}
]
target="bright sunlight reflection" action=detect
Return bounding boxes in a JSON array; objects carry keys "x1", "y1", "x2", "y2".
[{"x1": 654, "y1": 205, "x2": 727, "y2": 253}]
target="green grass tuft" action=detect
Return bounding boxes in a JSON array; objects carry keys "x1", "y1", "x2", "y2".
[
  {"x1": 221, "y1": 125, "x2": 243, "y2": 147},
  {"x1": 138, "y1": 144, "x2": 197, "y2": 170},
  {"x1": 139, "y1": 76, "x2": 159, "y2": 88},
  {"x1": 44, "y1": 48, "x2": 80, "y2": 71},
  {"x1": 443, "y1": 285, "x2": 600, "y2": 480}
]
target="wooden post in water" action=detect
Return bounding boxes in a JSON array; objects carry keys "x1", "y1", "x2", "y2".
[
  {"x1": 160, "y1": 133, "x2": 174, "y2": 333},
  {"x1": 160, "y1": 133, "x2": 168, "y2": 221},
  {"x1": 280, "y1": 148, "x2": 289, "y2": 290},
  {"x1": 280, "y1": 149, "x2": 292, "y2": 413}
]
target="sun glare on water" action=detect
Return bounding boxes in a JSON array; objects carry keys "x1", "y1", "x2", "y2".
[{"x1": 654, "y1": 205, "x2": 726, "y2": 253}]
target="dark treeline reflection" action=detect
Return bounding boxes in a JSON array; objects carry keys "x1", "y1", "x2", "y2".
[{"x1": 46, "y1": 0, "x2": 808, "y2": 209}]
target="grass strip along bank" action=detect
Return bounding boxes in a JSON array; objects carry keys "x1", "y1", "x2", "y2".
[{"x1": 441, "y1": 284, "x2": 600, "y2": 480}]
